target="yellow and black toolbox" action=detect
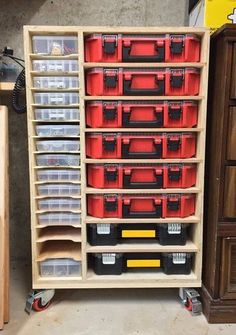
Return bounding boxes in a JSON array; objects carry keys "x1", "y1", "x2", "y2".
[
  {"x1": 91, "y1": 252, "x2": 193, "y2": 275},
  {"x1": 88, "y1": 223, "x2": 188, "y2": 246}
]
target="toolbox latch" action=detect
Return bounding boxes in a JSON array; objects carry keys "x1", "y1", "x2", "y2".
[
  {"x1": 168, "y1": 223, "x2": 182, "y2": 235},
  {"x1": 170, "y1": 71, "x2": 184, "y2": 88},
  {"x1": 102, "y1": 253, "x2": 116, "y2": 264},
  {"x1": 103, "y1": 106, "x2": 117, "y2": 121},
  {"x1": 168, "y1": 105, "x2": 182, "y2": 120},
  {"x1": 103, "y1": 35, "x2": 117, "y2": 54},
  {"x1": 167, "y1": 137, "x2": 180, "y2": 151},
  {"x1": 105, "y1": 167, "x2": 118, "y2": 181},
  {"x1": 97, "y1": 224, "x2": 111, "y2": 235},
  {"x1": 167, "y1": 197, "x2": 180, "y2": 211},
  {"x1": 168, "y1": 167, "x2": 181, "y2": 181},
  {"x1": 103, "y1": 136, "x2": 116, "y2": 152},
  {"x1": 105, "y1": 196, "x2": 118, "y2": 212},
  {"x1": 172, "y1": 253, "x2": 186, "y2": 264},
  {"x1": 104, "y1": 70, "x2": 118, "y2": 88},
  {"x1": 170, "y1": 36, "x2": 184, "y2": 54}
]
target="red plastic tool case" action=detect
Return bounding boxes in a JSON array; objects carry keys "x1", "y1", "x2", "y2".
[
  {"x1": 86, "y1": 68, "x2": 200, "y2": 96},
  {"x1": 86, "y1": 101, "x2": 198, "y2": 128},
  {"x1": 85, "y1": 34, "x2": 201, "y2": 63},
  {"x1": 87, "y1": 164, "x2": 197, "y2": 189},
  {"x1": 87, "y1": 194, "x2": 195, "y2": 218},
  {"x1": 86, "y1": 133, "x2": 196, "y2": 159}
]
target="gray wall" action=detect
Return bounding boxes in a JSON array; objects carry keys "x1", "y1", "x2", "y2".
[{"x1": 0, "y1": 0, "x2": 188, "y2": 260}]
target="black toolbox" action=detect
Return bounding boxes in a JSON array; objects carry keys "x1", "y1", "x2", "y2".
[
  {"x1": 91, "y1": 252, "x2": 193, "y2": 275},
  {"x1": 88, "y1": 223, "x2": 188, "y2": 246}
]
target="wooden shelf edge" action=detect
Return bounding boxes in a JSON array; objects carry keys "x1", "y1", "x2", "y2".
[
  {"x1": 84, "y1": 96, "x2": 204, "y2": 101},
  {"x1": 84, "y1": 128, "x2": 203, "y2": 133},
  {"x1": 85, "y1": 187, "x2": 201, "y2": 194},
  {"x1": 83, "y1": 62, "x2": 206, "y2": 68}
]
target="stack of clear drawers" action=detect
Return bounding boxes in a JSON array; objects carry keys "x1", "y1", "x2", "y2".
[{"x1": 32, "y1": 35, "x2": 81, "y2": 277}]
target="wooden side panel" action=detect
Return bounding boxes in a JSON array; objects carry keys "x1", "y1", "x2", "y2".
[
  {"x1": 224, "y1": 167, "x2": 236, "y2": 218},
  {"x1": 220, "y1": 238, "x2": 236, "y2": 299},
  {"x1": 230, "y1": 44, "x2": 236, "y2": 99},
  {"x1": 227, "y1": 107, "x2": 236, "y2": 160}
]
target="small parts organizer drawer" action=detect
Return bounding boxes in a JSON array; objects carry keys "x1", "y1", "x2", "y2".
[
  {"x1": 35, "y1": 108, "x2": 80, "y2": 121},
  {"x1": 87, "y1": 164, "x2": 197, "y2": 189},
  {"x1": 88, "y1": 223, "x2": 187, "y2": 246},
  {"x1": 86, "y1": 101, "x2": 198, "y2": 128},
  {"x1": 87, "y1": 194, "x2": 195, "y2": 218},
  {"x1": 32, "y1": 60, "x2": 78, "y2": 72},
  {"x1": 86, "y1": 68, "x2": 200, "y2": 96},
  {"x1": 86, "y1": 133, "x2": 196, "y2": 159},
  {"x1": 92, "y1": 252, "x2": 192, "y2": 275},
  {"x1": 85, "y1": 34, "x2": 200, "y2": 63},
  {"x1": 34, "y1": 93, "x2": 79, "y2": 105},
  {"x1": 32, "y1": 35, "x2": 78, "y2": 55},
  {"x1": 40, "y1": 258, "x2": 81, "y2": 277},
  {"x1": 33, "y1": 76, "x2": 79, "y2": 89}
]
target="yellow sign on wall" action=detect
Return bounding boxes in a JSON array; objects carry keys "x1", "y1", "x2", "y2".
[{"x1": 189, "y1": 0, "x2": 236, "y2": 29}]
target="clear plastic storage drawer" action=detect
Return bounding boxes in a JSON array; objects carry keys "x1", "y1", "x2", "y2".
[
  {"x1": 33, "y1": 76, "x2": 79, "y2": 89},
  {"x1": 40, "y1": 258, "x2": 81, "y2": 277},
  {"x1": 32, "y1": 36, "x2": 78, "y2": 55},
  {"x1": 36, "y1": 154, "x2": 80, "y2": 166},
  {"x1": 37, "y1": 169, "x2": 81, "y2": 181},
  {"x1": 32, "y1": 60, "x2": 78, "y2": 72},
  {"x1": 38, "y1": 184, "x2": 81, "y2": 196},
  {"x1": 34, "y1": 108, "x2": 79, "y2": 121},
  {"x1": 36, "y1": 140, "x2": 80, "y2": 152},
  {"x1": 38, "y1": 198, "x2": 81, "y2": 210},
  {"x1": 36, "y1": 125, "x2": 79, "y2": 136},
  {"x1": 38, "y1": 212, "x2": 81, "y2": 225},
  {"x1": 34, "y1": 93, "x2": 79, "y2": 105}
]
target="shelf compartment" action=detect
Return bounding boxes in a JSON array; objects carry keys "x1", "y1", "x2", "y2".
[
  {"x1": 36, "y1": 226, "x2": 81, "y2": 242},
  {"x1": 36, "y1": 240, "x2": 81, "y2": 261}
]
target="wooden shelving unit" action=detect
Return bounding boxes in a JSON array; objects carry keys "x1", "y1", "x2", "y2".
[{"x1": 24, "y1": 26, "x2": 209, "y2": 290}]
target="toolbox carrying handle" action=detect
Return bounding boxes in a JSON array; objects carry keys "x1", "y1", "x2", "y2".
[
  {"x1": 123, "y1": 77, "x2": 165, "y2": 96},
  {"x1": 122, "y1": 200, "x2": 162, "y2": 218},
  {"x1": 122, "y1": 45, "x2": 165, "y2": 62},
  {"x1": 123, "y1": 171, "x2": 163, "y2": 189},
  {"x1": 122, "y1": 107, "x2": 163, "y2": 127},
  {"x1": 122, "y1": 139, "x2": 162, "y2": 159}
]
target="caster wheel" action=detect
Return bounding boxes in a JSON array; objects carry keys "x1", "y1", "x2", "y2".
[
  {"x1": 185, "y1": 298, "x2": 193, "y2": 311},
  {"x1": 32, "y1": 298, "x2": 51, "y2": 312}
]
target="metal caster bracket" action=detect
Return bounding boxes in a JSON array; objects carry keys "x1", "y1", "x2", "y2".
[
  {"x1": 25, "y1": 289, "x2": 55, "y2": 314},
  {"x1": 179, "y1": 288, "x2": 202, "y2": 316}
]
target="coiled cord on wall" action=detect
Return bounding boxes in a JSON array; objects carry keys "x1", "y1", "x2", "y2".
[{"x1": 12, "y1": 68, "x2": 26, "y2": 114}]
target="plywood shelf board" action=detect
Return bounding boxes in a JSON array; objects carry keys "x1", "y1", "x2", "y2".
[
  {"x1": 37, "y1": 227, "x2": 81, "y2": 242},
  {"x1": 85, "y1": 187, "x2": 200, "y2": 194}
]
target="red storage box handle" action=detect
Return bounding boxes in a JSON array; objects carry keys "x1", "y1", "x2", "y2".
[
  {"x1": 123, "y1": 75, "x2": 165, "y2": 96},
  {"x1": 123, "y1": 168, "x2": 163, "y2": 189},
  {"x1": 122, "y1": 42, "x2": 165, "y2": 62},
  {"x1": 122, "y1": 106, "x2": 163, "y2": 127},
  {"x1": 121, "y1": 138, "x2": 162, "y2": 159},
  {"x1": 122, "y1": 198, "x2": 162, "y2": 218}
]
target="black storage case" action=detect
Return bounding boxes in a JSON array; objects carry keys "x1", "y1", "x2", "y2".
[{"x1": 162, "y1": 252, "x2": 192, "y2": 274}]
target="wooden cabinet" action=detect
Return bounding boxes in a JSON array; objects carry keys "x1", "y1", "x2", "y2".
[{"x1": 201, "y1": 25, "x2": 236, "y2": 323}]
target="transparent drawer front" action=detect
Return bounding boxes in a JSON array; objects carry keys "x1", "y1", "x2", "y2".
[
  {"x1": 38, "y1": 212, "x2": 81, "y2": 225},
  {"x1": 36, "y1": 154, "x2": 80, "y2": 166},
  {"x1": 32, "y1": 60, "x2": 78, "y2": 72},
  {"x1": 36, "y1": 125, "x2": 79, "y2": 136},
  {"x1": 33, "y1": 76, "x2": 79, "y2": 89},
  {"x1": 40, "y1": 258, "x2": 81, "y2": 277},
  {"x1": 38, "y1": 184, "x2": 81, "y2": 196},
  {"x1": 37, "y1": 169, "x2": 81, "y2": 181},
  {"x1": 34, "y1": 93, "x2": 79, "y2": 105},
  {"x1": 38, "y1": 198, "x2": 81, "y2": 210},
  {"x1": 36, "y1": 140, "x2": 80, "y2": 152},
  {"x1": 34, "y1": 108, "x2": 79, "y2": 121},
  {"x1": 32, "y1": 36, "x2": 78, "y2": 55}
]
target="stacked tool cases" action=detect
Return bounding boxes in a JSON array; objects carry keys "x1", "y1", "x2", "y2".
[{"x1": 24, "y1": 26, "x2": 209, "y2": 289}]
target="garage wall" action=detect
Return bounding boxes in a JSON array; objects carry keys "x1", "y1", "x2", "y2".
[{"x1": 0, "y1": 0, "x2": 188, "y2": 260}]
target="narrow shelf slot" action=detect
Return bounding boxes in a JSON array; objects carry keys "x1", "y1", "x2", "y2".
[
  {"x1": 36, "y1": 226, "x2": 81, "y2": 243},
  {"x1": 36, "y1": 241, "x2": 81, "y2": 261}
]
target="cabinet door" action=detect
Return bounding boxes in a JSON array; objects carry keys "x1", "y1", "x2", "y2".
[
  {"x1": 230, "y1": 44, "x2": 236, "y2": 99},
  {"x1": 220, "y1": 238, "x2": 236, "y2": 299},
  {"x1": 224, "y1": 167, "x2": 236, "y2": 218},
  {"x1": 227, "y1": 108, "x2": 236, "y2": 160}
]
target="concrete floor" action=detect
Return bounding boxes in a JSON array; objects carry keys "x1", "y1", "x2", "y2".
[{"x1": 3, "y1": 261, "x2": 236, "y2": 335}]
